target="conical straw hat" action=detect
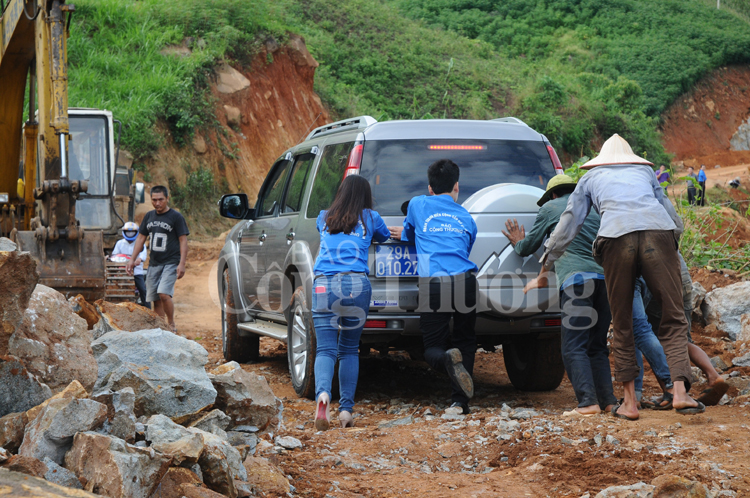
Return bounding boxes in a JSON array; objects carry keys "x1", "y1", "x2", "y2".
[{"x1": 581, "y1": 134, "x2": 653, "y2": 170}]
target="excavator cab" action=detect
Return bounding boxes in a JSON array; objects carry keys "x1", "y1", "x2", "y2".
[{"x1": 2, "y1": 0, "x2": 143, "y2": 300}]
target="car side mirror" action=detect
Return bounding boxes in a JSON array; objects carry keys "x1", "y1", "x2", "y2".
[
  {"x1": 135, "y1": 182, "x2": 145, "y2": 204},
  {"x1": 219, "y1": 193, "x2": 254, "y2": 219}
]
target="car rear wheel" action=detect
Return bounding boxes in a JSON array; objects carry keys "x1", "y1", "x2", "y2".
[
  {"x1": 222, "y1": 269, "x2": 259, "y2": 363},
  {"x1": 503, "y1": 334, "x2": 564, "y2": 391},
  {"x1": 288, "y1": 286, "x2": 316, "y2": 399}
]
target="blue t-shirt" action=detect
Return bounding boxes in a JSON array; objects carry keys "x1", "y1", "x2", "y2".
[
  {"x1": 401, "y1": 195, "x2": 478, "y2": 277},
  {"x1": 313, "y1": 209, "x2": 390, "y2": 275},
  {"x1": 698, "y1": 170, "x2": 707, "y2": 182}
]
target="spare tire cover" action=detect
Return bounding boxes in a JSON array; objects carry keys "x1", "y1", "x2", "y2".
[{"x1": 463, "y1": 183, "x2": 560, "y2": 318}]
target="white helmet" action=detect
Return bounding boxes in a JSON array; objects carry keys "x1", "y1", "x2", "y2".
[{"x1": 122, "y1": 221, "x2": 139, "y2": 242}]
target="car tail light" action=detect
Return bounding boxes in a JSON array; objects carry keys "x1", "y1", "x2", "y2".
[
  {"x1": 428, "y1": 145, "x2": 486, "y2": 151},
  {"x1": 544, "y1": 318, "x2": 562, "y2": 327},
  {"x1": 344, "y1": 143, "x2": 363, "y2": 177},
  {"x1": 546, "y1": 144, "x2": 564, "y2": 175},
  {"x1": 364, "y1": 320, "x2": 387, "y2": 328}
]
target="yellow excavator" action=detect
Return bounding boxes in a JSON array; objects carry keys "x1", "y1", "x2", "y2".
[{"x1": 1, "y1": 0, "x2": 143, "y2": 300}]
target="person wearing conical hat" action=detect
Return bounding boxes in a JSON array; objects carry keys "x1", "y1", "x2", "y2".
[
  {"x1": 503, "y1": 174, "x2": 617, "y2": 417},
  {"x1": 526, "y1": 134, "x2": 704, "y2": 420}
]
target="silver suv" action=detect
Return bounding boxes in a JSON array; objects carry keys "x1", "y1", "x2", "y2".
[{"x1": 218, "y1": 116, "x2": 566, "y2": 398}]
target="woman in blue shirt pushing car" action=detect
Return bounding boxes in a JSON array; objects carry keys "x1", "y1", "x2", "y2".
[{"x1": 312, "y1": 175, "x2": 390, "y2": 430}]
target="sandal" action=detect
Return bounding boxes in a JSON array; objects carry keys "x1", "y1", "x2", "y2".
[
  {"x1": 696, "y1": 381, "x2": 728, "y2": 407},
  {"x1": 676, "y1": 400, "x2": 706, "y2": 415},
  {"x1": 650, "y1": 392, "x2": 673, "y2": 411},
  {"x1": 611, "y1": 403, "x2": 639, "y2": 421}
]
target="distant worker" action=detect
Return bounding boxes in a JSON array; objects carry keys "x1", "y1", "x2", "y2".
[
  {"x1": 686, "y1": 166, "x2": 699, "y2": 205},
  {"x1": 697, "y1": 165, "x2": 707, "y2": 206},
  {"x1": 112, "y1": 221, "x2": 150, "y2": 309},
  {"x1": 656, "y1": 165, "x2": 670, "y2": 184},
  {"x1": 126, "y1": 186, "x2": 189, "y2": 333}
]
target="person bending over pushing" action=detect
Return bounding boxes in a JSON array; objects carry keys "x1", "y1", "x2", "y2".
[
  {"x1": 126, "y1": 185, "x2": 189, "y2": 332},
  {"x1": 389, "y1": 159, "x2": 478, "y2": 414}
]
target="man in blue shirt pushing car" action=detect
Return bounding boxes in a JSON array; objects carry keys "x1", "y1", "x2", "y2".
[{"x1": 389, "y1": 159, "x2": 478, "y2": 415}]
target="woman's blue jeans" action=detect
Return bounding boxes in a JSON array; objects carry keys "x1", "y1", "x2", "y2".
[
  {"x1": 633, "y1": 277, "x2": 673, "y2": 393},
  {"x1": 312, "y1": 273, "x2": 371, "y2": 413}
]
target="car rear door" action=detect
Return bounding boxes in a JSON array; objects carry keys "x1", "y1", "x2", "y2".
[{"x1": 261, "y1": 151, "x2": 317, "y2": 313}]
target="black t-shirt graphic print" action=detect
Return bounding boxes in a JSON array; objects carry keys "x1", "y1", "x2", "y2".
[{"x1": 138, "y1": 209, "x2": 190, "y2": 267}]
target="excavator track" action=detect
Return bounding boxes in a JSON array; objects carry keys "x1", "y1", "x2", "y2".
[{"x1": 104, "y1": 262, "x2": 138, "y2": 303}]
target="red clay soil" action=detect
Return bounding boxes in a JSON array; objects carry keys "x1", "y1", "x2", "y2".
[
  {"x1": 661, "y1": 65, "x2": 750, "y2": 168},
  {"x1": 146, "y1": 35, "x2": 331, "y2": 202}
]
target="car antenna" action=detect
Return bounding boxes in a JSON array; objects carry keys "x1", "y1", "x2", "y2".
[{"x1": 296, "y1": 112, "x2": 323, "y2": 145}]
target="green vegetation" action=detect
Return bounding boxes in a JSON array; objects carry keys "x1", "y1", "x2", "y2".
[
  {"x1": 67, "y1": 0, "x2": 750, "y2": 167},
  {"x1": 68, "y1": 0, "x2": 285, "y2": 159},
  {"x1": 168, "y1": 164, "x2": 233, "y2": 236}
]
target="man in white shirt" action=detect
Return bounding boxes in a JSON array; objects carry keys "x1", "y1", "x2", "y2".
[{"x1": 113, "y1": 221, "x2": 150, "y2": 308}]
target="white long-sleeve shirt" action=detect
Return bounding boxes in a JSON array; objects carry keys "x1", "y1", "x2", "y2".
[
  {"x1": 542, "y1": 164, "x2": 683, "y2": 267},
  {"x1": 112, "y1": 239, "x2": 148, "y2": 275}
]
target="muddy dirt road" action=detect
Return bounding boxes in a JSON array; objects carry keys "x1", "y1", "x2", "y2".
[{"x1": 173, "y1": 240, "x2": 750, "y2": 497}]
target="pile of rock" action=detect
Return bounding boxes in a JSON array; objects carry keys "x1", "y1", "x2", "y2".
[
  {"x1": 0, "y1": 243, "x2": 289, "y2": 497},
  {"x1": 2, "y1": 330, "x2": 285, "y2": 497},
  {"x1": 691, "y1": 280, "x2": 750, "y2": 403}
]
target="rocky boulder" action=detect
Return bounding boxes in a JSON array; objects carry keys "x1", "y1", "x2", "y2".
[
  {"x1": 188, "y1": 409, "x2": 231, "y2": 439},
  {"x1": 651, "y1": 474, "x2": 711, "y2": 497},
  {"x1": 18, "y1": 398, "x2": 107, "y2": 465},
  {"x1": 92, "y1": 328, "x2": 216, "y2": 419},
  {"x1": 92, "y1": 300, "x2": 167, "y2": 340},
  {"x1": 702, "y1": 281, "x2": 750, "y2": 340},
  {"x1": 43, "y1": 457, "x2": 83, "y2": 489},
  {"x1": 145, "y1": 414, "x2": 247, "y2": 498},
  {"x1": 92, "y1": 387, "x2": 138, "y2": 442},
  {"x1": 242, "y1": 456, "x2": 291, "y2": 495},
  {"x1": 2, "y1": 454, "x2": 48, "y2": 478},
  {"x1": 9, "y1": 285, "x2": 97, "y2": 392},
  {"x1": 68, "y1": 294, "x2": 101, "y2": 330},
  {"x1": 0, "y1": 467, "x2": 99, "y2": 497},
  {"x1": 0, "y1": 356, "x2": 52, "y2": 417},
  {"x1": 0, "y1": 250, "x2": 39, "y2": 357},
  {"x1": 0, "y1": 411, "x2": 27, "y2": 453},
  {"x1": 154, "y1": 468, "x2": 226, "y2": 498},
  {"x1": 26, "y1": 380, "x2": 88, "y2": 423},
  {"x1": 64, "y1": 431, "x2": 171, "y2": 498},
  {"x1": 208, "y1": 362, "x2": 282, "y2": 431}
]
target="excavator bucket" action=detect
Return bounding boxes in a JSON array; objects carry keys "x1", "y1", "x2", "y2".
[{"x1": 16, "y1": 230, "x2": 106, "y2": 301}]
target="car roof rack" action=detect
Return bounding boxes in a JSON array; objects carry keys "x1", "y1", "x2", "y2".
[
  {"x1": 306, "y1": 116, "x2": 377, "y2": 141},
  {"x1": 490, "y1": 117, "x2": 529, "y2": 126}
]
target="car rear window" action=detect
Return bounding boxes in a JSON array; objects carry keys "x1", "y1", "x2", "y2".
[{"x1": 359, "y1": 139, "x2": 556, "y2": 215}]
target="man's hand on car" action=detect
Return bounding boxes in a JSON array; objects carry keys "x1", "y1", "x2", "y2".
[
  {"x1": 523, "y1": 269, "x2": 549, "y2": 294},
  {"x1": 388, "y1": 226, "x2": 403, "y2": 240},
  {"x1": 502, "y1": 219, "x2": 525, "y2": 247}
]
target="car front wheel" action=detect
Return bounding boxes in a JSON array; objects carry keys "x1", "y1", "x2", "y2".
[{"x1": 287, "y1": 286, "x2": 316, "y2": 399}]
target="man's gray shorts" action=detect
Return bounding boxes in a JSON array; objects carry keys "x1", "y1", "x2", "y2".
[{"x1": 146, "y1": 264, "x2": 178, "y2": 302}]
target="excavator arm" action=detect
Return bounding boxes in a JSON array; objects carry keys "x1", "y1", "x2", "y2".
[{"x1": 1, "y1": 0, "x2": 106, "y2": 299}]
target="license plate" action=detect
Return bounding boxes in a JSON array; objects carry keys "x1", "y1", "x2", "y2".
[{"x1": 375, "y1": 244, "x2": 419, "y2": 277}]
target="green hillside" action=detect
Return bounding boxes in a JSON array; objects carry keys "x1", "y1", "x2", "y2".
[{"x1": 68, "y1": 0, "x2": 750, "y2": 167}]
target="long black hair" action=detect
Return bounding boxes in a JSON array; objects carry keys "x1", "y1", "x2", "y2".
[{"x1": 325, "y1": 175, "x2": 373, "y2": 235}]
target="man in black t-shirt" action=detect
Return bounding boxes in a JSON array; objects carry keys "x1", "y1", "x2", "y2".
[{"x1": 126, "y1": 185, "x2": 189, "y2": 332}]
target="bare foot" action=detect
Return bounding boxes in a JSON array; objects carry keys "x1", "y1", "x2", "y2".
[
  {"x1": 613, "y1": 399, "x2": 639, "y2": 420},
  {"x1": 576, "y1": 405, "x2": 601, "y2": 416}
]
